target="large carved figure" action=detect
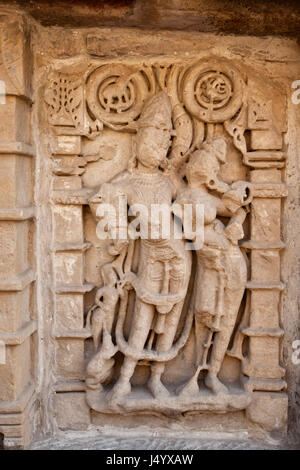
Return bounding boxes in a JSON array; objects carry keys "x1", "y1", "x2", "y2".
[{"x1": 87, "y1": 93, "x2": 192, "y2": 407}]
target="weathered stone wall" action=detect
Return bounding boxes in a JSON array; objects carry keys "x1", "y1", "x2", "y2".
[
  {"x1": 0, "y1": 1, "x2": 299, "y2": 449},
  {"x1": 0, "y1": 12, "x2": 37, "y2": 448},
  {"x1": 2, "y1": 0, "x2": 300, "y2": 36}
]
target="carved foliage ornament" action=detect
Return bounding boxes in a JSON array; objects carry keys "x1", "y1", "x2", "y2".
[{"x1": 45, "y1": 72, "x2": 83, "y2": 128}]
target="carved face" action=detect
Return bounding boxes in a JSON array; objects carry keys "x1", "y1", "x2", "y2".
[
  {"x1": 186, "y1": 149, "x2": 224, "y2": 188},
  {"x1": 136, "y1": 127, "x2": 171, "y2": 169}
]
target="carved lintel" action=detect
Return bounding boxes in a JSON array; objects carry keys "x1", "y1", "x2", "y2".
[
  {"x1": 246, "y1": 281, "x2": 285, "y2": 291},
  {"x1": 0, "y1": 320, "x2": 37, "y2": 345},
  {"x1": 51, "y1": 188, "x2": 93, "y2": 205},
  {"x1": 242, "y1": 360, "x2": 285, "y2": 380},
  {"x1": 0, "y1": 269, "x2": 35, "y2": 292},
  {"x1": 55, "y1": 284, "x2": 94, "y2": 294},
  {"x1": 241, "y1": 327, "x2": 284, "y2": 338},
  {"x1": 53, "y1": 328, "x2": 91, "y2": 339},
  {"x1": 242, "y1": 377, "x2": 287, "y2": 392},
  {"x1": 240, "y1": 240, "x2": 285, "y2": 250},
  {"x1": 244, "y1": 151, "x2": 285, "y2": 168},
  {"x1": 0, "y1": 383, "x2": 34, "y2": 414},
  {"x1": 0, "y1": 142, "x2": 35, "y2": 157},
  {"x1": 0, "y1": 206, "x2": 35, "y2": 221},
  {"x1": 245, "y1": 151, "x2": 285, "y2": 161},
  {"x1": 52, "y1": 135, "x2": 82, "y2": 156},
  {"x1": 52, "y1": 241, "x2": 91, "y2": 252},
  {"x1": 252, "y1": 182, "x2": 288, "y2": 198},
  {"x1": 54, "y1": 380, "x2": 86, "y2": 393}
]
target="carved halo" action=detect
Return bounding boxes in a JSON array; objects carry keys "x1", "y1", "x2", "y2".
[
  {"x1": 86, "y1": 64, "x2": 155, "y2": 130},
  {"x1": 182, "y1": 60, "x2": 245, "y2": 123}
]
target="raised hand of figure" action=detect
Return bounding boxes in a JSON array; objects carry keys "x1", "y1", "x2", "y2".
[
  {"x1": 117, "y1": 272, "x2": 137, "y2": 296},
  {"x1": 222, "y1": 181, "x2": 253, "y2": 213}
]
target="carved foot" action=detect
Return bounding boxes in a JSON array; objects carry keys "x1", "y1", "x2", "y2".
[
  {"x1": 205, "y1": 372, "x2": 228, "y2": 395},
  {"x1": 86, "y1": 379, "x2": 104, "y2": 392},
  {"x1": 106, "y1": 377, "x2": 131, "y2": 404},
  {"x1": 148, "y1": 377, "x2": 170, "y2": 399}
]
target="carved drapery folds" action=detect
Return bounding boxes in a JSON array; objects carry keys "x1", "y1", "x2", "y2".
[{"x1": 46, "y1": 57, "x2": 287, "y2": 427}]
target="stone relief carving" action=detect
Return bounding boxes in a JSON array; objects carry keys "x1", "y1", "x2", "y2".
[
  {"x1": 0, "y1": 17, "x2": 31, "y2": 96},
  {"x1": 86, "y1": 64, "x2": 156, "y2": 131},
  {"x1": 45, "y1": 57, "x2": 286, "y2": 417},
  {"x1": 181, "y1": 60, "x2": 245, "y2": 123},
  {"x1": 175, "y1": 139, "x2": 252, "y2": 397},
  {"x1": 45, "y1": 73, "x2": 84, "y2": 129}
]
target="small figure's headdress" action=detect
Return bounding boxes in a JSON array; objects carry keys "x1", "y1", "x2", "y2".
[
  {"x1": 200, "y1": 137, "x2": 227, "y2": 163},
  {"x1": 137, "y1": 92, "x2": 173, "y2": 132},
  {"x1": 186, "y1": 137, "x2": 228, "y2": 190}
]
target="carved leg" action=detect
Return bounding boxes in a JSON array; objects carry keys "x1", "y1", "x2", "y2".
[
  {"x1": 148, "y1": 301, "x2": 184, "y2": 399},
  {"x1": 205, "y1": 288, "x2": 244, "y2": 394},
  {"x1": 107, "y1": 300, "x2": 155, "y2": 403}
]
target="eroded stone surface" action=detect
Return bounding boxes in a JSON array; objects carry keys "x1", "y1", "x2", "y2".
[
  {"x1": 29, "y1": 429, "x2": 298, "y2": 450},
  {"x1": 0, "y1": 0, "x2": 299, "y2": 450}
]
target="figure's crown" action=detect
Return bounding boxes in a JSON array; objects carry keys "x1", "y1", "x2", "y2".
[{"x1": 138, "y1": 92, "x2": 172, "y2": 131}]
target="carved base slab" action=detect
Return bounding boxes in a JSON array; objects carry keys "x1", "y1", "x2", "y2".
[{"x1": 87, "y1": 385, "x2": 252, "y2": 417}]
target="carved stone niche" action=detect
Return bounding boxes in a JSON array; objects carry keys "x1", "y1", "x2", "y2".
[{"x1": 47, "y1": 57, "x2": 288, "y2": 430}]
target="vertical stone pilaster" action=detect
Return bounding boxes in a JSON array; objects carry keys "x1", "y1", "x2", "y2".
[
  {"x1": 243, "y1": 154, "x2": 288, "y2": 432},
  {"x1": 51, "y1": 135, "x2": 92, "y2": 428},
  {"x1": 0, "y1": 14, "x2": 36, "y2": 448}
]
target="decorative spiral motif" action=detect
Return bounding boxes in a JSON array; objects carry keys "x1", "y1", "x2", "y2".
[
  {"x1": 86, "y1": 65, "x2": 155, "y2": 130},
  {"x1": 195, "y1": 73, "x2": 232, "y2": 110},
  {"x1": 182, "y1": 61, "x2": 244, "y2": 123}
]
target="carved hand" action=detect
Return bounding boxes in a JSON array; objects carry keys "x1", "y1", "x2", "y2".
[
  {"x1": 108, "y1": 239, "x2": 129, "y2": 256},
  {"x1": 222, "y1": 181, "x2": 253, "y2": 213},
  {"x1": 117, "y1": 272, "x2": 137, "y2": 295}
]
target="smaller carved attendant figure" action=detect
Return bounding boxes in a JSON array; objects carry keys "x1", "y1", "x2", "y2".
[
  {"x1": 85, "y1": 263, "x2": 119, "y2": 391},
  {"x1": 175, "y1": 137, "x2": 252, "y2": 395}
]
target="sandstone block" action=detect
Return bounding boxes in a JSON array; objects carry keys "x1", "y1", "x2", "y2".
[
  {"x1": 246, "y1": 392, "x2": 288, "y2": 432},
  {"x1": 54, "y1": 392, "x2": 90, "y2": 430}
]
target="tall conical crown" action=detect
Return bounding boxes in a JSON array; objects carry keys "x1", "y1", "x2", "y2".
[{"x1": 138, "y1": 92, "x2": 172, "y2": 131}]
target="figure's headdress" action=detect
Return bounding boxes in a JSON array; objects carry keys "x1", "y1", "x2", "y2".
[
  {"x1": 186, "y1": 137, "x2": 228, "y2": 190},
  {"x1": 200, "y1": 137, "x2": 227, "y2": 163},
  {"x1": 137, "y1": 92, "x2": 173, "y2": 132}
]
